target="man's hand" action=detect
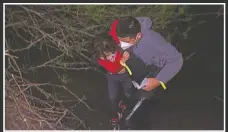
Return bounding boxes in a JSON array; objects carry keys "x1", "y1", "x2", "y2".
[
  {"x1": 120, "y1": 51, "x2": 130, "y2": 63},
  {"x1": 143, "y1": 78, "x2": 160, "y2": 91}
]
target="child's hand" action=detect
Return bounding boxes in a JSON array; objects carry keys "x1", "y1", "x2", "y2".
[
  {"x1": 121, "y1": 51, "x2": 130, "y2": 63},
  {"x1": 123, "y1": 51, "x2": 130, "y2": 60}
]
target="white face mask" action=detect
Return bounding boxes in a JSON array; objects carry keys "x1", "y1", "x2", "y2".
[
  {"x1": 119, "y1": 41, "x2": 133, "y2": 50},
  {"x1": 119, "y1": 34, "x2": 141, "y2": 50}
]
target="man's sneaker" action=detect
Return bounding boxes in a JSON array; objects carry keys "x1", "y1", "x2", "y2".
[{"x1": 119, "y1": 100, "x2": 127, "y2": 113}]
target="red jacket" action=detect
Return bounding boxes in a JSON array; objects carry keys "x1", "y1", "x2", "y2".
[{"x1": 98, "y1": 19, "x2": 123, "y2": 74}]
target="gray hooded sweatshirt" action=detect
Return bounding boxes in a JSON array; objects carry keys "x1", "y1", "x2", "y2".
[{"x1": 131, "y1": 17, "x2": 183, "y2": 84}]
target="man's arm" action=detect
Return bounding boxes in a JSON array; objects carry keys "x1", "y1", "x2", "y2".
[
  {"x1": 144, "y1": 43, "x2": 183, "y2": 91},
  {"x1": 155, "y1": 54, "x2": 183, "y2": 84}
]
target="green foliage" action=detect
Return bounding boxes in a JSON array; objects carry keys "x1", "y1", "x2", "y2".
[
  {"x1": 5, "y1": 5, "x2": 222, "y2": 70},
  {"x1": 81, "y1": 5, "x2": 192, "y2": 42}
]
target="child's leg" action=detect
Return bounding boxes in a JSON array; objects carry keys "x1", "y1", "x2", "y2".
[
  {"x1": 119, "y1": 73, "x2": 136, "y2": 110},
  {"x1": 106, "y1": 74, "x2": 120, "y2": 120}
]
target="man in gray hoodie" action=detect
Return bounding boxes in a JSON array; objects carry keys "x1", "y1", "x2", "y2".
[{"x1": 116, "y1": 16, "x2": 183, "y2": 92}]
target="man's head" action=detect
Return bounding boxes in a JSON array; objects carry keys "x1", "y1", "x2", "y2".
[{"x1": 116, "y1": 16, "x2": 142, "y2": 47}]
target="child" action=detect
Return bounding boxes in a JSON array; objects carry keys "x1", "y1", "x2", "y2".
[{"x1": 95, "y1": 34, "x2": 133, "y2": 125}]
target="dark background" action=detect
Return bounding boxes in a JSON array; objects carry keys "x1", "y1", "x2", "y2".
[{"x1": 4, "y1": 5, "x2": 224, "y2": 130}]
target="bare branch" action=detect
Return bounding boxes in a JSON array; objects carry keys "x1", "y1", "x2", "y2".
[
  {"x1": 184, "y1": 52, "x2": 196, "y2": 61},
  {"x1": 5, "y1": 20, "x2": 27, "y2": 28}
]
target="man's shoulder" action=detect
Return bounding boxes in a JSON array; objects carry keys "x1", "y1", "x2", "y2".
[
  {"x1": 140, "y1": 30, "x2": 167, "y2": 49},
  {"x1": 137, "y1": 29, "x2": 179, "y2": 58}
]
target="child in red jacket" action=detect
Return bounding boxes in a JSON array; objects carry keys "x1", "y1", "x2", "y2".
[{"x1": 96, "y1": 35, "x2": 133, "y2": 125}]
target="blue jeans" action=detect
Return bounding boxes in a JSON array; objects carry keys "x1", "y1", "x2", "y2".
[{"x1": 106, "y1": 72, "x2": 133, "y2": 117}]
